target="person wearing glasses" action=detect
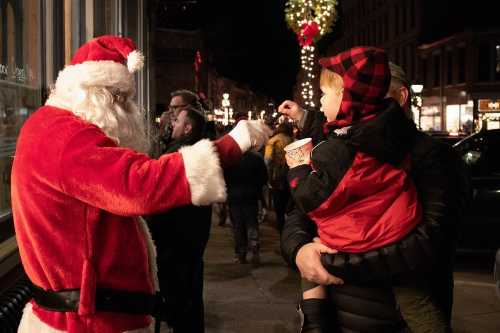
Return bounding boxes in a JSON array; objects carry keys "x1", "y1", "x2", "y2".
[
  {"x1": 159, "y1": 90, "x2": 204, "y2": 147},
  {"x1": 148, "y1": 90, "x2": 213, "y2": 332}
]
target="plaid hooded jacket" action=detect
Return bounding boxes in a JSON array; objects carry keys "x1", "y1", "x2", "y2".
[{"x1": 288, "y1": 47, "x2": 422, "y2": 252}]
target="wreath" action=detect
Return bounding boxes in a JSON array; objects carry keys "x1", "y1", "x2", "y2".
[{"x1": 285, "y1": 0, "x2": 338, "y2": 46}]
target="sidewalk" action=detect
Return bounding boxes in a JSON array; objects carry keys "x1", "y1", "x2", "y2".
[
  {"x1": 203, "y1": 220, "x2": 300, "y2": 333},
  {"x1": 162, "y1": 217, "x2": 500, "y2": 333}
]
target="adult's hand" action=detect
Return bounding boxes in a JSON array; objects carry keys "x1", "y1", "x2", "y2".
[
  {"x1": 278, "y1": 100, "x2": 305, "y2": 122},
  {"x1": 296, "y1": 242, "x2": 344, "y2": 285}
]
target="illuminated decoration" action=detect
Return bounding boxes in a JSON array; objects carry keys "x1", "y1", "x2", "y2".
[
  {"x1": 221, "y1": 93, "x2": 233, "y2": 126},
  {"x1": 479, "y1": 99, "x2": 500, "y2": 112},
  {"x1": 193, "y1": 50, "x2": 204, "y2": 100},
  {"x1": 285, "y1": 0, "x2": 338, "y2": 108},
  {"x1": 411, "y1": 84, "x2": 424, "y2": 129}
]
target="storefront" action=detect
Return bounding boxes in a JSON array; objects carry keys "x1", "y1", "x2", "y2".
[
  {"x1": 477, "y1": 99, "x2": 500, "y2": 130},
  {"x1": 0, "y1": 1, "x2": 151, "y2": 325}
]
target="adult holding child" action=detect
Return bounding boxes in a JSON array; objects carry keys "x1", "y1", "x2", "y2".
[{"x1": 279, "y1": 47, "x2": 469, "y2": 332}]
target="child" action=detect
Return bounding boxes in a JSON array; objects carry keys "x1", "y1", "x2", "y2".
[{"x1": 286, "y1": 47, "x2": 448, "y2": 332}]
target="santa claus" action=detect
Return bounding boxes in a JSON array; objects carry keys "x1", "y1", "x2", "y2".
[{"x1": 12, "y1": 35, "x2": 270, "y2": 333}]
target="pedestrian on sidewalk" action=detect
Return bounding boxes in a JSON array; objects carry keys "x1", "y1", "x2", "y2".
[
  {"x1": 225, "y1": 114, "x2": 269, "y2": 265},
  {"x1": 264, "y1": 122, "x2": 294, "y2": 234},
  {"x1": 147, "y1": 90, "x2": 212, "y2": 333}
]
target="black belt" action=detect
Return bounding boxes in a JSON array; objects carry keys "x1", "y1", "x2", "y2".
[{"x1": 32, "y1": 285, "x2": 163, "y2": 315}]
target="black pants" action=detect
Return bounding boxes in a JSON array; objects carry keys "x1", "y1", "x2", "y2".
[
  {"x1": 271, "y1": 188, "x2": 290, "y2": 233},
  {"x1": 157, "y1": 254, "x2": 205, "y2": 333},
  {"x1": 148, "y1": 206, "x2": 212, "y2": 333},
  {"x1": 228, "y1": 202, "x2": 259, "y2": 256}
]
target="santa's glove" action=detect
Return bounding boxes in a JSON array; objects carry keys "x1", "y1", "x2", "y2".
[{"x1": 228, "y1": 120, "x2": 273, "y2": 152}]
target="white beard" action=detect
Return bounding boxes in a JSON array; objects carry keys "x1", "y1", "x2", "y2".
[{"x1": 46, "y1": 87, "x2": 150, "y2": 153}]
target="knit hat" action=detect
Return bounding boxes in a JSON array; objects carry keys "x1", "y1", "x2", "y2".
[
  {"x1": 53, "y1": 35, "x2": 144, "y2": 94},
  {"x1": 319, "y1": 46, "x2": 391, "y2": 128}
]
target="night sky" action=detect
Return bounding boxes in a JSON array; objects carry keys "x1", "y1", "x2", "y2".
[
  {"x1": 159, "y1": 0, "x2": 500, "y2": 103},
  {"x1": 158, "y1": 0, "x2": 342, "y2": 102},
  {"x1": 200, "y1": 0, "x2": 302, "y2": 103}
]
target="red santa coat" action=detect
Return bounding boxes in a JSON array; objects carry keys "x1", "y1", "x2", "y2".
[{"x1": 12, "y1": 105, "x2": 231, "y2": 332}]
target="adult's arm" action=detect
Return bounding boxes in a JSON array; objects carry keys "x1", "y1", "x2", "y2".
[
  {"x1": 59, "y1": 121, "x2": 270, "y2": 216},
  {"x1": 277, "y1": 100, "x2": 325, "y2": 145}
]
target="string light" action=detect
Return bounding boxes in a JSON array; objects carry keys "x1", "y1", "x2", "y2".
[{"x1": 285, "y1": 0, "x2": 338, "y2": 108}]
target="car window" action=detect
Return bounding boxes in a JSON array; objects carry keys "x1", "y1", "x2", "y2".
[
  {"x1": 485, "y1": 133, "x2": 500, "y2": 176},
  {"x1": 456, "y1": 135, "x2": 488, "y2": 176}
]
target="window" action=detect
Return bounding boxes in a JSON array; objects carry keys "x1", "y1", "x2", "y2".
[
  {"x1": 496, "y1": 45, "x2": 500, "y2": 81},
  {"x1": 446, "y1": 51, "x2": 453, "y2": 85},
  {"x1": 458, "y1": 47, "x2": 466, "y2": 83},
  {"x1": 433, "y1": 55, "x2": 441, "y2": 87},
  {"x1": 420, "y1": 105, "x2": 442, "y2": 131},
  {"x1": 421, "y1": 58, "x2": 428, "y2": 86},
  {"x1": 0, "y1": 0, "x2": 41, "y2": 242},
  {"x1": 478, "y1": 43, "x2": 491, "y2": 81},
  {"x1": 456, "y1": 132, "x2": 500, "y2": 177}
]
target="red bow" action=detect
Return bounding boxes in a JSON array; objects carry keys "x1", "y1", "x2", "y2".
[{"x1": 298, "y1": 21, "x2": 320, "y2": 47}]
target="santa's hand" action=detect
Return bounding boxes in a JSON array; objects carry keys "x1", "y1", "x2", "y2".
[
  {"x1": 278, "y1": 100, "x2": 305, "y2": 122},
  {"x1": 228, "y1": 120, "x2": 272, "y2": 152}
]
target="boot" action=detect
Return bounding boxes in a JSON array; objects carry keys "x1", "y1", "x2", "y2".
[{"x1": 298, "y1": 299, "x2": 332, "y2": 333}]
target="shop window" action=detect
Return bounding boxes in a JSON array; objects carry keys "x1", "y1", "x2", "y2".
[
  {"x1": 446, "y1": 105, "x2": 460, "y2": 133},
  {"x1": 420, "y1": 105, "x2": 441, "y2": 131},
  {"x1": 459, "y1": 101, "x2": 474, "y2": 134},
  {"x1": 0, "y1": 0, "x2": 41, "y2": 241}
]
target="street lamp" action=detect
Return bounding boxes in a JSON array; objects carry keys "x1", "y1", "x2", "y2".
[
  {"x1": 411, "y1": 84, "x2": 424, "y2": 129},
  {"x1": 222, "y1": 93, "x2": 231, "y2": 126}
]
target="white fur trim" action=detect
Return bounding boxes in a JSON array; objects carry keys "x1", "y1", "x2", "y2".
[
  {"x1": 18, "y1": 303, "x2": 154, "y2": 333},
  {"x1": 54, "y1": 61, "x2": 135, "y2": 94},
  {"x1": 127, "y1": 50, "x2": 144, "y2": 73},
  {"x1": 179, "y1": 139, "x2": 227, "y2": 206},
  {"x1": 137, "y1": 216, "x2": 159, "y2": 291},
  {"x1": 18, "y1": 303, "x2": 65, "y2": 333}
]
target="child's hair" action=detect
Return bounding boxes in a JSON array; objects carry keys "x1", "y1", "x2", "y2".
[{"x1": 320, "y1": 68, "x2": 343, "y2": 90}]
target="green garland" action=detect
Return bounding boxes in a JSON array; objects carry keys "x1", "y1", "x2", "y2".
[{"x1": 285, "y1": 0, "x2": 338, "y2": 41}]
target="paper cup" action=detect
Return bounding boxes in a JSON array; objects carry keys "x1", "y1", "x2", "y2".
[{"x1": 284, "y1": 138, "x2": 313, "y2": 165}]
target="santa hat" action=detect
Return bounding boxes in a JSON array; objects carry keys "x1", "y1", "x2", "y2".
[{"x1": 53, "y1": 35, "x2": 144, "y2": 94}]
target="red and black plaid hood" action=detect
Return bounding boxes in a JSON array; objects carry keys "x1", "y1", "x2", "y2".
[{"x1": 319, "y1": 46, "x2": 391, "y2": 129}]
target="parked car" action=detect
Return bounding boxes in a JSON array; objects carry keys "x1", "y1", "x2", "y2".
[{"x1": 453, "y1": 129, "x2": 500, "y2": 253}]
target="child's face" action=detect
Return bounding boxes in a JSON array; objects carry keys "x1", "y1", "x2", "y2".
[{"x1": 320, "y1": 75, "x2": 344, "y2": 122}]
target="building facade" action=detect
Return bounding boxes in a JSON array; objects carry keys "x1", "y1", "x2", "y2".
[{"x1": 320, "y1": 0, "x2": 499, "y2": 134}]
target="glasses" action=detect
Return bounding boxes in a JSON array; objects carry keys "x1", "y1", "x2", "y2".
[{"x1": 168, "y1": 104, "x2": 188, "y2": 112}]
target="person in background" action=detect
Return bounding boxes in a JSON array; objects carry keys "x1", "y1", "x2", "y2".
[
  {"x1": 264, "y1": 122, "x2": 294, "y2": 233},
  {"x1": 12, "y1": 35, "x2": 272, "y2": 333},
  {"x1": 147, "y1": 102, "x2": 212, "y2": 332},
  {"x1": 279, "y1": 55, "x2": 469, "y2": 332},
  {"x1": 225, "y1": 114, "x2": 269, "y2": 265}
]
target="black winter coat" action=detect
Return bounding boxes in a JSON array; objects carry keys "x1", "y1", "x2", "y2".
[
  {"x1": 281, "y1": 99, "x2": 470, "y2": 332},
  {"x1": 224, "y1": 151, "x2": 268, "y2": 205}
]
